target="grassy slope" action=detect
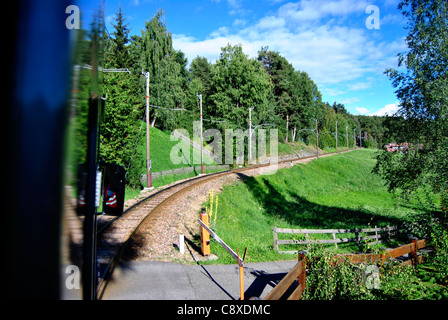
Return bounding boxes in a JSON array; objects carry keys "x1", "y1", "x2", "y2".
[
  {"x1": 125, "y1": 127, "x2": 217, "y2": 199},
  {"x1": 137, "y1": 126, "x2": 216, "y2": 173},
  {"x1": 126, "y1": 128, "x2": 334, "y2": 199},
  {"x1": 205, "y1": 149, "x2": 424, "y2": 264}
]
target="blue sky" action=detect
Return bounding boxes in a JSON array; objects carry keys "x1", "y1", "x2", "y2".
[{"x1": 92, "y1": 0, "x2": 408, "y2": 116}]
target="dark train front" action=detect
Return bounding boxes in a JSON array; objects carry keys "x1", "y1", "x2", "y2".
[{"x1": 6, "y1": 0, "x2": 124, "y2": 300}]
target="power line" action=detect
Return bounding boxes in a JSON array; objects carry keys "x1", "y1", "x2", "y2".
[
  {"x1": 149, "y1": 104, "x2": 186, "y2": 111},
  {"x1": 78, "y1": 64, "x2": 131, "y2": 74},
  {"x1": 203, "y1": 118, "x2": 226, "y2": 123}
]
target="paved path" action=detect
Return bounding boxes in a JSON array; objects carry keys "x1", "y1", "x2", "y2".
[{"x1": 101, "y1": 260, "x2": 298, "y2": 300}]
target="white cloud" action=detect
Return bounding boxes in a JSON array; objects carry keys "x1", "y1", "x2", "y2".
[
  {"x1": 255, "y1": 16, "x2": 286, "y2": 30},
  {"x1": 340, "y1": 97, "x2": 360, "y2": 104},
  {"x1": 227, "y1": 0, "x2": 241, "y2": 8},
  {"x1": 172, "y1": 0, "x2": 403, "y2": 91},
  {"x1": 173, "y1": 34, "x2": 240, "y2": 62},
  {"x1": 369, "y1": 103, "x2": 400, "y2": 116},
  {"x1": 130, "y1": 0, "x2": 152, "y2": 6},
  {"x1": 381, "y1": 13, "x2": 406, "y2": 26},
  {"x1": 278, "y1": 0, "x2": 368, "y2": 25},
  {"x1": 232, "y1": 19, "x2": 247, "y2": 27},
  {"x1": 355, "y1": 107, "x2": 370, "y2": 115},
  {"x1": 210, "y1": 26, "x2": 230, "y2": 37},
  {"x1": 348, "y1": 82, "x2": 372, "y2": 91}
]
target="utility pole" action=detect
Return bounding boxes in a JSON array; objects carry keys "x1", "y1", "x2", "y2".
[
  {"x1": 197, "y1": 94, "x2": 205, "y2": 174},
  {"x1": 142, "y1": 71, "x2": 153, "y2": 190},
  {"x1": 315, "y1": 119, "x2": 319, "y2": 158},
  {"x1": 346, "y1": 126, "x2": 349, "y2": 151},
  {"x1": 335, "y1": 120, "x2": 338, "y2": 153},
  {"x1": 249, "y1": 107, "x2": 252, "y2": 165},
  {"x1": 359, "y1": 130, "x2": 362, "y2": 148}
]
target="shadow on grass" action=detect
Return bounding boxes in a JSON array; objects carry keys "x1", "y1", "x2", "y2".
[{"x1": 236, "y1": 173, "x2": 405, "y2": 229}]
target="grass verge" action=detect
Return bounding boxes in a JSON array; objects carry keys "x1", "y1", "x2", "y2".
[{"x1": 201, "y1": 149, "x2": 428, "y2": 264}]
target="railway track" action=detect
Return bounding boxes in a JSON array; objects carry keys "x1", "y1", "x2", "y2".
[{"x1": 67, "y1": 149, "x2": 352, "y2": 299}]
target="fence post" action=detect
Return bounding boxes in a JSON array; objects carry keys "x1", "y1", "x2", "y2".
[
  {"x1": 410, "y1": 237, "x2": 418, "y2": 266},
  {"x1": 354, "y1": 227, "x2": 360, "y2": 247},
  {"x1": 374, "y1": 226, "x2": 378, "y2": 245},
  {"x1": 179, "y1": 234, "x2": 185, "y2": 255},
  {"x1": 200, "y1": 207, "x2": 210, "y2": 256},
  {"x1": 273, "y1": 227, "x2": 279, "y2": 252},
  {"x1": 298, "y1": 250, "x2": 307, "y2": 298},
  {"x1": 332, "y1": 233, "x2": 338, "y2": 249}
]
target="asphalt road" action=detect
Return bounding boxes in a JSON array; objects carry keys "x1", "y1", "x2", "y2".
[{"x1": 101, "y1": 260, "x2": 298, "y2": 300}]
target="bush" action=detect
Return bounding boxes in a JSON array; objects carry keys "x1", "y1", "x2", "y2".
[
  {"x1": 407, "y1": 212, "x2": 448, "y2": 286},
  {"x1": 302, "y1": 246, "x2": 375, "y2": 300},
  {"x1": 302, "y1": 243, "x2": 446, "y2": 300}
]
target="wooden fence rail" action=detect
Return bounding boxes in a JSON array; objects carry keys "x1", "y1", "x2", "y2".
[
  {"x1": 339, "y1": 238, "x2": 427, "y2": 266},
  {"x1": 264, "y1": 239, "x2": 426, "y2": 300},
  {"x1": 264, "y1": 251, "x2": 307, "y2": 300},
  {"x1": 273, "y1": 225, "x2": 402, "y2": 254}
]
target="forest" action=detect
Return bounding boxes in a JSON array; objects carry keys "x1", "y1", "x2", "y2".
[{"x1": 72, "y1": 8, "x2": 390, "y2": 188}]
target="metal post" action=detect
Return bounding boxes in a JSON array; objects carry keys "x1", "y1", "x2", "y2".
[
  {"x1": 335, "y1": 120, "x2": 338, "y2": 153},
  {"x1": 359, "y1": 130, "x2": 362, "y2": 148},
  {"x1": 143, "y1": 71, "x2": 153, "y2": 190},
  {"x1": 198, "y1": 94, "x2": 205, "y2": 174},
  {"x1": 346, "y1": 126, "x2": 349, "y2": 151},
  {"x1": 249, "y1": 107, "x2": 253, "y2": 165},
  {"x1": 315, "y1": 119, "x2": 319, "y2": 158}
]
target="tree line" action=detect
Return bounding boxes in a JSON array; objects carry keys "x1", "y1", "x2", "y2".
[{"x1": 71, "y1": 8, "x2": 389, "y2": 187}]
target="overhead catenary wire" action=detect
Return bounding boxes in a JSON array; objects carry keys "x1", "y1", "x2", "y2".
[
  {"x1": 148, "y1": 104, "x2": 186, "y2": 111},
  {"x1": 203, "y1": 118, "x2": 226, "y2": 123},
  {"x1": 78, "y1": 64, "x2": 131, "y2": 74}
]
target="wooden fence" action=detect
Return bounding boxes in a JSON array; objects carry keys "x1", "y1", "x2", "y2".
[
  {"x1": 264, "y1": 239, "x2": 426, "y2": 300},
  {"x1": 273, "y1": 225, "x2": 402, "y2": 254},
  {"x1": 339, "y1": 238, "x2": 427, "y2": 266},
  {"x1": 264, "y1": 251, "x2": 307, "y2": 300}
]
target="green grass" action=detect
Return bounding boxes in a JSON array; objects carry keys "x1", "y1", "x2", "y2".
[
  {"x1": 125, "y1": 128, "x2": 324, "y2": 200},
  {"x1": 202, "y1": 149, "x2": 427, "y2": 264},
  {"x1": 125, "y1": 126, "x2": 219, "y2": 197},
  {"x1": 136, "y1": 126, "x2": 216, "y2": 173}
]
